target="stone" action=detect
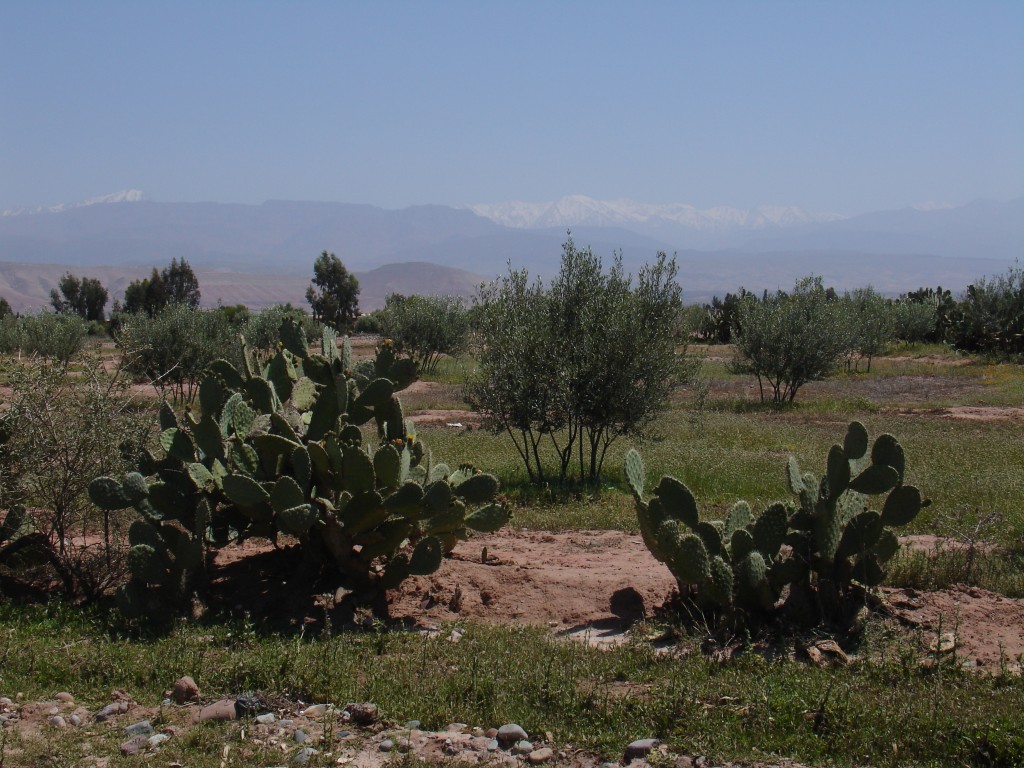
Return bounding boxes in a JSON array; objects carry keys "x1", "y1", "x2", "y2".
[
  {"x1": 256, "y1": 713, "x2": 277, "y2": 725},
  {"x1": 294, "y1": 729, "x2": 309, "y2": 744},
  {"x1": 195, "y1": 699, "x2": 238, "y2": 722},
  {"x1": 124, "y1": 720, "x2": 155, "y2": 738},
  {"x1": 447, "y1": 722, "x2": 468, "y2": 732},
  {"x1": 301, "y1": 703, "x2": 329, "y2": 717},
  {"x1": 379, "y1": 739, "x2": 394, "y2": 752},
  {"x1": 55, "y1": 692, "x2": 74, "y2": 704},
  {"x1": 120, "y1": 735, "x2": 150, "y2": 756},
  {"x1": 48, "y1": 715, "x2": 67, "y2": 728},
  {"x1": 69, "y1": 714, "x2": 82, "y2": 727},
  {"x1": 497, "y1": 724, "x2": 528, "y2": 746},
  {"x1": 342, "y1": 702, "x2": 377, "y2": 725},
  {"x1": 95, "y1": 701, "x2": 129, "y2": 721},
  {"x1": 625, "y1": 739, "x2": 661, "y2": 761},
  {"x1": 487, "y1": 739, "x2": 500, "y2": 752},
  {"x1": 0, "y1": 697, "x2": 13, "y2": 707},
  {"x1": 171, "y1": 676, "x2": 201, "y2": 704},
  {"x1": 403, "y1": 720, "x2": 422, "y2": 730},
  {"x1": 148, "y1": 733, "x2": 170, "y2": 747},
  {"x1": 529, "y1": 747, "x2": 554, "y2": 764},
  {"x1": 292, "y1": 747, "x2": 318, "y2": 765},
  {"x1": 513, "y1": 740, "x2": 534, "y2": 754}
]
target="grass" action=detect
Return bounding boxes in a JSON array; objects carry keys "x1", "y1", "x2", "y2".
[
  {"x1": 2, "y1": 345, "x2": 1024, "y2": 767},
  {"x1": 1, "y1": 604, "x2": 1022, "y2": 768}
]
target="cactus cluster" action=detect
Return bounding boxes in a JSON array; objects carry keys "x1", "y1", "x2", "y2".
[
  {"x1": 91, "y1": 320, "x2": 509, "y2": 618},
  {"x1": 625, "y1": 421, "x2": 928, "y2": 626}
]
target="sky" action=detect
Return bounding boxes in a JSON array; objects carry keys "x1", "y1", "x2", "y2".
[{"x1": 2, "y1": 1, "x2": 1022, "y2": 216}]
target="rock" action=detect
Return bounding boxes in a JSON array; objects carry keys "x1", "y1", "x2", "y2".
[
  {"x1": 292, "y1": 747, "x2": 318, "y2": 765},
  {"x1": 930, "y1": 632, "x2": 957, "y2": 654},
  {"x1": 47, "y1": 706, "x2": 60, "y2": 716},
  {"x1": 300, "y1": 703, "x2": 329, "y2": 717},
  {"x1": 336, "y1": 729, "x2": 352, "y2": 739},
  {"x1": 48, "y1": 715, "x2": 67, "y2": 728},
  {"x1": 124, "y1": 720, "x2": 155, "y2": 738},
  {"x1": 447, "y1": 722, "x2": 468, "y2": 732},
  {"x1": 487, "y1": 739, "x2": 500, "y2": 752},
  {"x1": 55, "y1": 692, "x2": 74, "y2": 704},
  {"x1": 279, "y1": 719, "x2": 294, "y2": 727},
  {"x1": 69, "y1": 714, "x2": 82, "y2": 727},
  {"x1": 513, "y1": 740, "x2": 534, "y2": 754},
  {"x1": 235, "y1": 694, "x2": 263, "y2": 717},
  {"x1": 195, "y1": 699, "x2": 238, "y2": 722},
  {"x1": 95, "y1": 701, "x2": 129, "y2": 721},
  {"x1": 380, "y1": 739, "x2": 395, "y2": 752},
  {"x1": 529, "y1": 747, "x2": 554, "y2": 764},
  {"x1": 497, "y1": 723, "x2": 528, "y2": 746},
  {"x1": 0, "y1": 697, "x2": 12, "y2": 707},
  {"x1": 171, "y1": 676, "x2": 201, "y2": 704},
  {"x1": 256, "y1": 713, "x2": 277, "y2": 725},
  {"x1": 342, "y1": 702, "x2": 378, "y2": 725},
  {"x1": 294, "y1": 729, "x2": 309, "y2": 744},
  {"x1": 120, "y1": 735, "x2": 150, "y2": 756},
  {"x1": 148, "y1": 733, "x2": 170, "y2": 747},
  {"x1": 403, "y1": 720, "x2": 422, "y2": 730},
  {"x1": 625, "y1": 738, "x2": 661, "y2": 761}
]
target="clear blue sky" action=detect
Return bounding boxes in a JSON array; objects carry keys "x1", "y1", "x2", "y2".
[{"x1": 2, "y1": 1, "x2": 1022, "y2": 215}]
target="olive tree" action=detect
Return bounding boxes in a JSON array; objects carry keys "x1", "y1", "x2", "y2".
[
  {"x1": 467, "y1": 237, "x2": 688, "y2": 485},
  {"x1": 731, "y1": 276, "x2": 849, "y2": 404},
  {"x1": 378, "y1": 293, "x2": 469, "y2": 374}
]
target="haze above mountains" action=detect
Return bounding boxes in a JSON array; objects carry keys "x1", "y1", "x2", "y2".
[{"x1": 0, "y1": 192, "x2": 1019, "y2": 313}]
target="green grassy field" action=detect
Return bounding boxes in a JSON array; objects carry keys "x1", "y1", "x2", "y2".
[{"x1": 1, "y1": 343, "x2": 1022, "y2": 767}]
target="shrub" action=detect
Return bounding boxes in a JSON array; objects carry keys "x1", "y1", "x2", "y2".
[
  {"x1": 893, "y1": 299, "x2": 939, "y2": 344},
  {"x1": 116, "y1": 304, "x2": 241, "y2": 403},
  {"x1": 19, "y1": 313, "x2": 88, "y2": 364},
  {"x1": 0, "y1": 354, "x2": 151, "y2": 599},
  {"x1": 841, "y1": 286, "x2": 896, "y2": 372},
  {"x1": 242, "y1": 305, "x2": 322, "y2": 353},
  {"x1": 467, "y1": 237, "x2": 690, "y2": 485},
  {"x1": 947, "y1": 264, "x2": 1024, "y2": 358},
  {"x1": 91, "y1": 321, "x2": 508, "y2": 620},
  {"x1": 731, "y1": 276, "x2": 848, "y2": 404},
  {"x1": 378, "y1": 294, "x2": 469, "y2": 374}
]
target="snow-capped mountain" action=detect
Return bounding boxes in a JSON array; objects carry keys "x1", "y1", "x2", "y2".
[
  {"x1": 2, "y1": 189, "x2": 146, "y2": 217},
  {"x1": 468, "y1": 194, "x2": 846, "y2": 231}
]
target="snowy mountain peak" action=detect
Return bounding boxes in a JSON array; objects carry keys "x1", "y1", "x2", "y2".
[
  {"x1": 2, "y1": 189, "x2": 146, "y2": 217},
  {"x1": 468, "y1": 195, "x2": 845, "y2": 231}
]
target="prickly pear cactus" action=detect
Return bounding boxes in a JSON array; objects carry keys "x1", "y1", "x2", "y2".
[
  {"x1": 92, "y1": 320, "x2": 509, "y2": 619},
  {"x1": 625, "y1": 421, "x2": 929, "y2": 629}
]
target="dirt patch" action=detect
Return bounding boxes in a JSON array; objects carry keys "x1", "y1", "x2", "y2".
[{"x1": 408, "y1": 409, "x2": 484, "y2": 428}]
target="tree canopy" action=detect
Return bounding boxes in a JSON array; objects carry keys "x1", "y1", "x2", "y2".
[
  {"x1": 50, "y1": 272, "x2": 109, "y2": 322},
  {"x1": 121, "y1": 258, "x2": 200, "y2": 317},
  {"x1": 305, "y1": 251, "x2": 360, "y2": 331}
]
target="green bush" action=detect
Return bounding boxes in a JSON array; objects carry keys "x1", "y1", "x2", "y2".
[
  {"x1": 19, "y1": 313, "x2": 88, "y2": 364},
  {"x1": 378, "y1": 294, "x2": 469, "y2": 374},
  {"x1": 731, "y1": 277, "x2": 848, "y2": 404},
  {"x1": 467, "y1": 237, "x2": 690, "y2": 485},
  {"x1": 242, "y1": 305, "x2": 322, "y2": 352},
  {"x1": 0, "y1": 354, "x2": 151, "y2": 599},
  {"x1": 840, "y1": 286, "x2": 896, "y2": 372},
  {"x1": 947, "y1": 264, "x2": 1024, "y2": 358},
  {"x1": 116, "y1": 305, "x2": 241, "y2": 403}
]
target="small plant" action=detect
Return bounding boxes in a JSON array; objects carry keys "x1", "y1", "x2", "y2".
[
  {"x1": 92, "y1": 319, "x2": 509, "y2": 619},
  {"x1": 625, "y1": 421, "x2": 929, "y2": 628}
]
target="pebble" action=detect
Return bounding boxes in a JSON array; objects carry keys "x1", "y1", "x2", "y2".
[
  {"x1": 0, "y1": 697, "x2": 13, "y2": 707},
  {"x1": 256, "y1": 713, "x2": 277, "y2": 725},
  {"x1": 148, "y1": 733, "x2": 170, "y2": 747},
  {"x1": 292, "y1": 747, "x2": 318, "y2": 765},
  {"x1": 48, "y1": 715, "x2": 67, "y2": 728},
  {"x1": 487, "y1": 739, "x2": 500, "y2": 752},
  {"x1": 380, "y1": 739, "x2": 395, "y2": 752},
  {"x1": 171, "y1": 676, "x2": 201, "y2": 704},
  {"x1": 47, "y1": 706, "x2": 60, "y2": 716},
  {"x1": 294, "y1": 729, "x2": 309, "y2": 744},
  {"x1": 529, "y1": 747, "x2": 554, "y2": 764},
  {"x1": 300, "y1": 703, "x2": 329, "y2": 717},
  {"x1": 195, "y1": 699, "x2": 238, "y2": 722},
  {"x1": 447, "y1": 722, "x2": 468, "y2": 732},
  {"x1": 336, "y1": 729, "x2": 352, "y2": 739},
  {"x1": 69, "y1": 714, "x2": 82, "y2": 727},
  {"x1": 96, "y1": 701, "x2": 129, "y2": 721},
  {"x1": 513, "y1": 740, "x2": 534, "y2": 755},
  {"x1": 55, "y1": 692, "x2": 74, "y2": 704},
  {"x1": 125, "y1": 720, "x2": 155, "y2": 738},
  {"x1": 625, "y1": 738, "x2": 661, "y2": 761},
  {"x1": 279, "y1": 719, "x2": 294, "y2": 727},
  {"x1": 497, "y1": 723, "x2": 528, "y2": 746},
  {"x1": 120, "y1": 735, "x2": 150, "y2": 756}
]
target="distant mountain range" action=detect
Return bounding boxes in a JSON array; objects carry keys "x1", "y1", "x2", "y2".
[{"x1": 0, "y1": 192, "x2": 1019, "y2": 313}]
